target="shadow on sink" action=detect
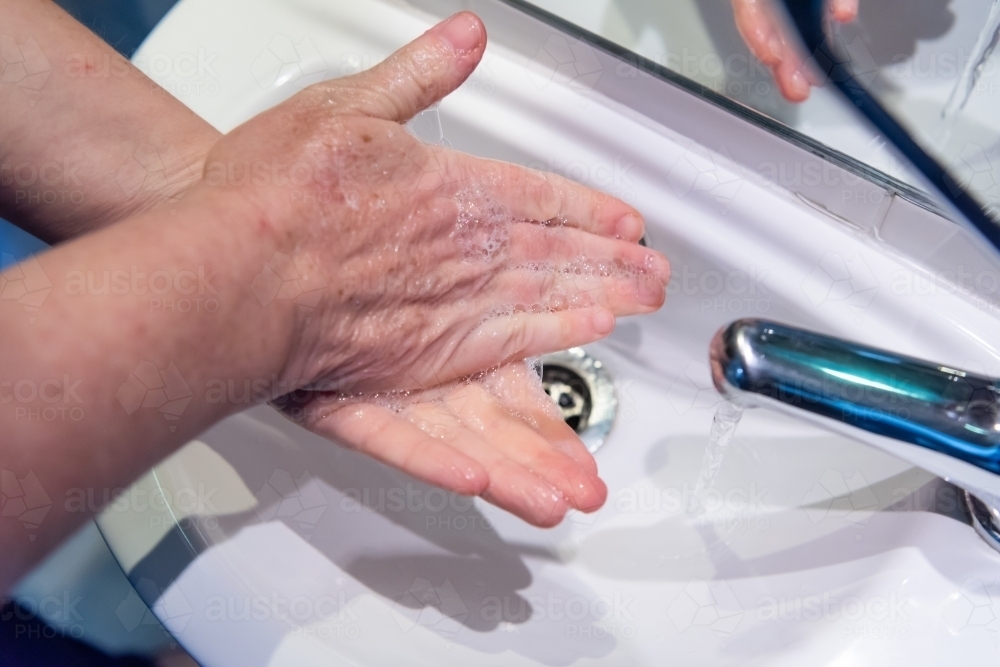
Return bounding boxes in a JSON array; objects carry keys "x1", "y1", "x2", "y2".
[
  {"x1": 109, "y1": 407, "x2": 992, "y2": 666},
  {"x1": 576, "y1": 433, "x2": 979, "y2": 587},
  {"x1": 119, "y1": 408, "x2": 620, "y2": 666}
]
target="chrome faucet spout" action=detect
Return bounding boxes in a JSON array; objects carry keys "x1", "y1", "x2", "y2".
[{"x1": 709, "y1": 319, "x2": 1000, "y2": 548}]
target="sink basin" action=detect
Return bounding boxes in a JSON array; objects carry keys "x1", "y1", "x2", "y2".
[{"x1": 98, "y1": 0, "x2": 1000, "y2": 664}]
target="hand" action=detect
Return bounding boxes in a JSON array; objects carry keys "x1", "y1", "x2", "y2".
[
  {"x1": 733, "y1": 0, "x2": 859, "y2": 102},
  {"x1": 197, "y1": 13, "x2": 669, "y2": 526},
  {"x1": 293, "y1": 362, "x2": 606, "y2": 527},
  {"x1": 0, "y1": 0, "x2": 220, "y2": 243}
]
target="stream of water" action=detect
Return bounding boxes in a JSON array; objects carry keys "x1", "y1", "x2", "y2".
[
  {"x1": 690, "y1": 400, "x2": 744, "y2": 517},
  {"x1": 942, "y1": 0, "x2": 1000, "y2": 125}
]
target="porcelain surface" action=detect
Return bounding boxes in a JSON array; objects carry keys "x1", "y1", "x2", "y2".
[{"x1": 99, "y1": 1, "x2": 1000, "y2": 664}]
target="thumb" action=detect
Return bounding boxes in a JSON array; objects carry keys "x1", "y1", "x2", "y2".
[{"x1": 329, "y1": 12, "x2": 486, "y2": 123}]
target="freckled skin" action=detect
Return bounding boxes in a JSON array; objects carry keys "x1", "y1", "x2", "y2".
[
  {"x1": 0, "y1": 12, "x2": 669, "y2": 588},
  {"x1": 196, "y1": 13, "x2": 668, "y2": 526}
]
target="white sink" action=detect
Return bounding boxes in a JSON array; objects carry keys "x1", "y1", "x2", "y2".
[{"x1": 97, "y1": 0, "x2": 1000, "y2": 664}]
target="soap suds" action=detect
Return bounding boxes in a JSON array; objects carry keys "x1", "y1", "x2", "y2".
[{"x1": 314, "y1": 156, "x2": 658, "y2": 429}]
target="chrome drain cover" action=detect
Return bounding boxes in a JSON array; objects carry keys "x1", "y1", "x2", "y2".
[
  {"x1": 541, "y1": 348, "x2": 617, "y2": 453},
  {"x1": 966, "y1": 491, "x2": 1000, "y2": 554}
]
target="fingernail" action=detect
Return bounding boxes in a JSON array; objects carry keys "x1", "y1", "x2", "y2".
[
  {"x1": 789, "y1": 68, "x2": 810, "y2": 99},
  {"x1": 572, "y1": 475, "x2": 607, "y2": 512},
  {"x1": 644, "y1": 252, "x2": 670, "y2": 283},
  {"x1": 831, "y1": 0, "x2": 858, "y2": 21},
  {"x1": 616, "y1": 214, "x2": 644, "y2": 241},
  {"x1": 767, "y1": 35, "x2": 784, "y2": 60},
  {"x1": 433, "y1": 12, "x2": 484, "y2": 53},
  {"x1": 531, "y1": 486, "x2": 569, "y2": 527},
  {"x1": 592, "y1": 309, "x2": 615, "y2": 335},
  {"x1": 639, "y1": 276, "x2": 665, "y2": 307}
]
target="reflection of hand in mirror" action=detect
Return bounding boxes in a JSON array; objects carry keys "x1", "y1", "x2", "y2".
[{"x1": 732, "y1": 0, "x2": 859, "y2": 102}]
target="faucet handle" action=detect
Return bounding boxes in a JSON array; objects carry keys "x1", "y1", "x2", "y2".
[{"x1": 710, "y1": 319, "x2": 1000, "y2": 501}]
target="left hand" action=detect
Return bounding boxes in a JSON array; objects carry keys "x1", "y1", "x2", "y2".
[
  {"x1": 286, "y1": 362, "x2": 606, "y2": 528},
  {"x1": 732, "y1": 0, "x2": 859, "y2": 102},
  {"x1": 193, "y1": 11, "x2": 662, "y2": 528}
]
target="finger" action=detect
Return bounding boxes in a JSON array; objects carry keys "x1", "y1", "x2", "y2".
[
  {"x1": 732, "y1": 0, "x2": 812, "y2": 102},
  {"x1": 774, "y1": 53, "x2": 812, "y2": 103},
  {"x1": 487, "y1": 265, "x2": 666, "y2": 314},
  {"x1": 316, "y1": 400, "x2": 489, "y2": 496},
  {"x1": 469, "y1": 364, "x2": 605, "y2": 488},
  {"x1": 327, "y1": 12, "x2": 486, "y2": 122},
  {"x1": 498, "y1": 374, "x2": 602, "y2": 477},
  {"x1": 494, "y1": 224, "x2": 669, "y2": 313},
  {"x1": 829, "y1": 0, "x2": 859, "y2": 23},
  {"x1": 732, "y1": 0, "x2": 785, "y2": 67},
  {"x1": 459, "y1": 159, "x2": 646, "y2": 241},
  {"x1": 446, "y1": 382, "x2": 607, "y2": 512},
  {"x1": 505, "y1": 221, "x2": 669, "y2": 281},
  {"x1": 405, "y1": 394, "x2": 573, "y2": 526},
  {"x1": 442, "y1": 307, "x2": 616, "y2": 380}
]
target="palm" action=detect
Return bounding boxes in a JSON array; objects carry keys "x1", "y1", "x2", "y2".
[{"x1": 282, "y1": 361, "x2": 606, "y2": 527}]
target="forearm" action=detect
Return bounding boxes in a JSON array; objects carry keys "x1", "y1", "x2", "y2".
[
  {"x1": 0, "y1": 0, "x2": 220, "y2": 243},
  {"x1": 0, "y1": 188, "x2": 292, "y2": 591}
]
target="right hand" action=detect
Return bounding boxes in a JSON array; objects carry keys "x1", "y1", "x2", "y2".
[
  {"x1": 192, "y1": 12, "x2": 670, "y2": 525},
  {"x1": 733, "y1": 0, "x2": 859, "y2": 102}
]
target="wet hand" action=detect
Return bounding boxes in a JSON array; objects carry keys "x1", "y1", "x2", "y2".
[
  {"x1": 732, "y1": 0, "x2": 858, "y2": 102},
  {"x1": 196, "y1": 13, "x2": 667, "y2": 526},
  {"x1": 285, "y1": 362, "x2": 607, "y2": 527}
]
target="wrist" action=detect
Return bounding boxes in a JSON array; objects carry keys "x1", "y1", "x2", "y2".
[
  {"x1": 167, "y1": 183, "x2": 302, "y2": 396},
  {"x1": 114, "y1": 128, "x2": 222, "y2": 220}
]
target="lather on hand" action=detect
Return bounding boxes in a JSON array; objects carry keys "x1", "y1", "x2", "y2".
[
  {"x1": 0, "y1": 9, "x2": 669, "y2": 591},
  {"x1": 195, "y1": 12, "x2": 669, "y2": 527}
]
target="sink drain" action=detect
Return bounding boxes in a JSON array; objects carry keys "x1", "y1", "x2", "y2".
[
  {"x1": 966, "y1": 491, "x2": 1000, "y2": 554},
  {"x1": 541, "y1": 348, "x2": 617, "y2": 453}
]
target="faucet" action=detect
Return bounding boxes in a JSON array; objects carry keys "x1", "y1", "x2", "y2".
[
  {"x1": 710, "y1": 319, "x2": 1000, "y2": 551},
  {"x1": 700, "y1": 2, "x2": 1000, "y2": 553}
]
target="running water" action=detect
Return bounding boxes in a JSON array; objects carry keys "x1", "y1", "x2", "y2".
[
  {"x1": 942, "y1": 0, "x2": 1000, "y2": 125},
  {"x1": 690, "y1": 400, "x2": 744, "y2": 517}
]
